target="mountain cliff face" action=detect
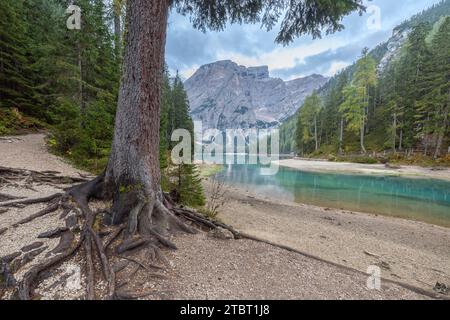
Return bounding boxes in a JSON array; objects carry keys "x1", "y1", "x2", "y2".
[
  {"x1": 377, "y1": 27, "x2": 411, "y2": 72},
  {"x1": 184, "y1": 60, "x2": 328, "y2": 130}
]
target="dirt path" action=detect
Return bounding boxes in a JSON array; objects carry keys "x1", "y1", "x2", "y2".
[
  {"x1": 0, "y1": 134, "x2": 437, "y2": 300},
  {"x1": 0, "y1": 134, "x2": 84, "y2": 175}
]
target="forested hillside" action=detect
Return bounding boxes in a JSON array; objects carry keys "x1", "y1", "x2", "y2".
[
  {"x1": 280, "y1": 0, "x2": 450, "y2": 165},
  {"x1": 0, "y1": 0, "x2": 204, "y2": 207},
  {"x1": 0, "y1": 0, "x2": 120, "y2": 150}
]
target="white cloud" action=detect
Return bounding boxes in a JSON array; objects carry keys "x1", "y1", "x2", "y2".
[
  {"x1": 215, "y1": 38, "x2": 345, "y2": 71},
  {"x1": 325, "y1": 61, "x2": 351, "y2": 77},
  {"x1": 170, "y1": 0, "x2": 443, "y2": 80},
  {"x1": 178, "y1": 65, "x2": 200, "y2": 80}
]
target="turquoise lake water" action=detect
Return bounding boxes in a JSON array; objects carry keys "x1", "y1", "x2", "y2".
[{"x1": 217, "y1": 164, "x2": 450, "y2": 227}]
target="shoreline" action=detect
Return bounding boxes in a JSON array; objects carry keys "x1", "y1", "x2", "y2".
[
  {"x1": 276, "y1": 159, "x2": 450, "y2": 182},
  {"x1": 209, "y1": 180, "x2": 450, "y2": 292}
]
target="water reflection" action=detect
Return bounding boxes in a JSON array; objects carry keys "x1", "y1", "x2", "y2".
[{"x1": 217, "y1": 164, "x2": 450, "y2": 227}]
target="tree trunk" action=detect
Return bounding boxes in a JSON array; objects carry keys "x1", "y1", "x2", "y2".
[
  {"x1": 399, "y1": 128, "x2": 403, "y2": 151},
  {"x1": 314, "y1": 115, "x2": 318, "y2": 151},
  {"x1": 392, "y1": 113, "x2": 397, "y2": 153},
  {"x1": 113, "y1": 0, "x2": 122, "y2": 60},
  {"x1": 339, "y1": 117, "x2": 344, "y2": 155},
  {"x1": 434, "y1": 105, "x2": 449, "y2": 159},
  {"x1": 424, "y1": 113, "x2": 430, "y2": 156},
  {"x1": 77, "y1": 42, "x2": 84, "y2": 116},
  {"x1": 360, "y1": 120, "x2": 366, "y2": 154},
  {"x1": 364, "y1": 86, "x2": 370, "y2": 135},
  {"x1": 105, "y1": 0, "x2": 170, "y2": 225}
]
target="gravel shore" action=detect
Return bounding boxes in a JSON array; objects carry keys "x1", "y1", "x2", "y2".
[{"x1": 211, "y1": 181, "x2": 450, "y2": 293}]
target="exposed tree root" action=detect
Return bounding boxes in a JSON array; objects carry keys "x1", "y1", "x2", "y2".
[
  {"x1": 0, "y1": 137, "x2": 23, "y2": 142},
  {"x1": 0, "y1": 193, "x2": 25, "y2": 202},
  {"x1": 0, "y1": 166, "x2": 228, "y2": 300},
  {"x1": 0, "y1": 167, "x2": 88, "y2": 194},
  {"x1": 0, "y1": 193, "x2": 63, "y2": 209},
  {"x1": 13, "y1": 202, "x2": 60, "y2": 227}
]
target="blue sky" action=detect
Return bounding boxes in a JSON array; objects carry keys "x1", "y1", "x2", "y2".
[{"x1": 166, "y1": 0, "x2": 442, "y2": 81}]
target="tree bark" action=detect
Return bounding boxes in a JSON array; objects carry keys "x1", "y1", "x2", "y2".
[
  {"x1": 399, "y1": 127, "x2": 403, "y2": 151},
  {"x1": 113, "y1": 0, "x2": 122, "y2": 60},
  {"x1": 360, "y1": 121, "x2": 366, "y2": 154},
  {"x1": 392, "y1": 113, "x2": 397, "y2": 153},
  {"x1": 339, "y1": 117, "x2": 344, "y2": 155},
  {"x1": 365, "y1": 86, "x2": 370, "y2": 135},
  {"x1": 314, "y1": 115, "x2": 318, "y2": 151},
  {"x1": 77, "y1": 42, "x2": 84, "y2": 116},
  {"x1": 424, "y1": 113, "x2": 430, "y2": 156},
  {"x1": 105, "y1": 0, "x2": 170, "y2": 225},
  {"x1": 434, "y1": 105, "x2": 449, "y2": 159}
]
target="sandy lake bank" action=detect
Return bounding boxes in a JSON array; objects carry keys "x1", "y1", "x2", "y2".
[
  {"x1": 209, "y1": 180, "x2": 450, "y2": 293},
  {"x1": 276, "y1": 159, "x2": 450, "y2": 181}
]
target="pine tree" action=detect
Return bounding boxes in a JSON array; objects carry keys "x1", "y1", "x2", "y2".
[
  {"x1": 339, "y1": 49, "x2": 377, "y2": 153},
  {"x1": 397, "y1": 23, "x2": 431, "y2": 150},
  {"x1": 418, "y1": 17, "x2": 450, "y2": 158},
  {"x1": 169, "y1": 163, "x2": 205, "y2": 208},
  {"x1": 168, "y1": 72, "x2": 194, "y2": 148},
  {"x1": 0, "y1": 0, "x2": 34, "y2": 113},
  {"x1": 112, "y1": 0, "x2": 125, "y2": 62},
  {"x1": 160, "y1": 69, "x2": 172, "y2": 172},
  {"x1": 161, "y1": 71, "x2": 205, "y2": 207},
  {"x1": 45, "y1": 0, "x2": 119, "y2": 172},
  {"x1": 280, "y1": 3, "x2": 450, "y2": 160},
  {"x1": 297, "y1": 91, "x2": 322, "y2": 153}
]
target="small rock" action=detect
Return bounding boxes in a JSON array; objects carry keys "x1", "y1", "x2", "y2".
[
  {"x1": 430, "y1": 167, "x2": 445, "y2": 172},
  {"x1": 385, "y1": 163, "x2": 402, "y2": 170},
  {"x1": 363, "y1": 250, "x2": 381, "y2": 258},
  {"x1": 66, "y1": 215, "x2": 78, "y2": 229},
  {"x1": 0, "y1": 227, "x2": 7, "y2": 236},
  {"x1": 208, "y1": 227, "x2": 234, "y2": 240},
  {"x1": 433, "y1": 282, "x2": 449, "y2": 295},
  {"x1": 376, "y1": 261, "x2": 391, "y2": 271}
]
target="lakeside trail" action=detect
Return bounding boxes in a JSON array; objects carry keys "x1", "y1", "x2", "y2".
[{"x1": 0, "y1": 134, "x2": 442, "y2": 300}]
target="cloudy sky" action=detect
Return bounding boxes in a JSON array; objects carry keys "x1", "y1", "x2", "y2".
[{"x1": 166, "y1": 0, "x2": 442, "y2": 81}]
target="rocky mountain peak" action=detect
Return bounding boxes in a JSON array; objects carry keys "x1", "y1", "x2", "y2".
[{"x1": 184, "y1": 60, "x2": 328, "y2": 130}]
